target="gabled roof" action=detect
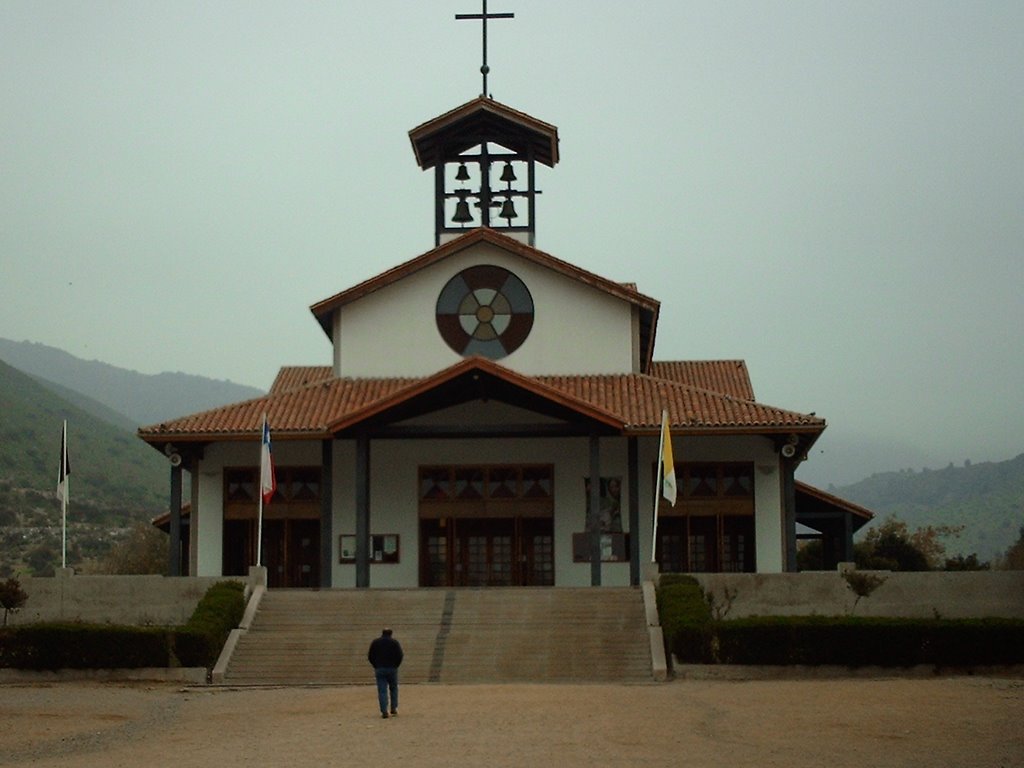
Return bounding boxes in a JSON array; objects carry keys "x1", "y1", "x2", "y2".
[
  {"x1": 138, "y1": 357, "x2": 824, "y2": 444},
  {"x1": 408, "y1": 97, "x2": 559, "y2": 169},
  {"x1": 270, "y1": 366, "x2": 336, "y2": 394},
  {"x1": 326, "y1": 356, "x2": 622, "y2": 436},
  {"x1": 269, "y1": 360, "x2": 757, "y2": 401},
  {"x1": 649, "y1": 361, "x2": 755, "y2": 401},
  {"x1": 309, "y1": 227, "x2": 661, "y2": 371}
]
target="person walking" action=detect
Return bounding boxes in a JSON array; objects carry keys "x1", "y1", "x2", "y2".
[{"x1": 367, "y1": 627, "x2": 403, "y2": 718}]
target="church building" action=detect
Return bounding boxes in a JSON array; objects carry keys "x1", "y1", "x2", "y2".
[{"x1": 140, "y1": 19, "x2": 870, "y2": 589}]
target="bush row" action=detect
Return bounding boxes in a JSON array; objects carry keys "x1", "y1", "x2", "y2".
[
  {"x1": 0, "y1": 580, "x2": 245, "y2": 671},
  {"x1": 658, "y1": 579, "x2": 1024, "y2": 667}
]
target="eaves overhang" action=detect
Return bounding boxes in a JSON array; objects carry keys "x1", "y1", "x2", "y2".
[
  {"x1": 408, "y1": 96, "x2": 559, "y2": 170},
  {"x1": 328, "y1": 356, "x2": 623, "y2": 438}
]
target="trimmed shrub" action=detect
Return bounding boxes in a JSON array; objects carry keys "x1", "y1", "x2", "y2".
[
  {"x1": 173, "y1": 580, "x2": 245, "y2": 668},
  {"x1": 656, "y1": 575, "x2": 714, "y2": 663}
]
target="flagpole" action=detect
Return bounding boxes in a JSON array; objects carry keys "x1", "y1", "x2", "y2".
[
  {"x1": 60, "y1": 420, "x2": 68, "y2": 569},
  {"x1": 651, "y1": 410, "x2": 667, "y2": 563},
  {"x1": 257, "y1": 414, "x2": 265, "y2": 568}
]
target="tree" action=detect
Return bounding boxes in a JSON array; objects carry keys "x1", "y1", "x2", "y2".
[
  {"x1": 0, "y1": 577, "x2": 28, "y2": 626},
  {"x1": 854, "y1": 516, "x2": 960, "y2": 571},
  {"x1": 99, "y1": 523, "x2": 167, "y2": 574},
  {"x1": 843, "y1": 570, "x2": 887, "y2": 615},
  {"x1": 796, "y1": 539, "x2": 824, "y2": 571},
  {"x1": 998, "y1": 526, "x2": 1024, "y2": 570},
  {"x1": 944, "y1": 553, "x2": 990, "y2": 571},
  {"x1": 26, "y1": 544, "x2": 58, "y2": 577}
]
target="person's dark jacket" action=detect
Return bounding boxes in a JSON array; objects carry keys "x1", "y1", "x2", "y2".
[{"x1": 368, "y1": 634, "x2": 404, "y2": 669}]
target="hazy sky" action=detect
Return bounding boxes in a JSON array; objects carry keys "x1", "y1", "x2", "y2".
[{"x1": 2, "y1": 2, "x2": 1021, "y2": 486}]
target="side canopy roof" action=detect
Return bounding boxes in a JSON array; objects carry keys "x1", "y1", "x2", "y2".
[{"x1": 409, "y1": 97, "x2": 559, "y2": 170}]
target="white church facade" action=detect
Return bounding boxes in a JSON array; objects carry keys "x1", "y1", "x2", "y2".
[{"x1": 141, "y1": 97, "x2": 869, "y2": 589}]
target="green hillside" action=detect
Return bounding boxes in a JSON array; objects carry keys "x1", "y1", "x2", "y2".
[
  {"x1": 0, "y1": 360, "x2": 167, "y2": 506},
  {"x1": 0, "y1": 360, "x2": 169, "y2": 575},
  {"x1": 835, "y1": 454, "x2": 1024, "y2": 562}
]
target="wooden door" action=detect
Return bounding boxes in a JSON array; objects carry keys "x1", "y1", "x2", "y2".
[
  {"x1": 288, "y1": 519, "x2": 320, "y2": 587},
  {"x1": 456, "y1": 519, "x2": 515, "y2": 586},
  {"x1": 519, "y1": 517, "x2": 554, "y2": 586}
]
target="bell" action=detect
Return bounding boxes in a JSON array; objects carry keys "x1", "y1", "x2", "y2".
[
  {"x1": 455, "y1": 163, "x2": 471, "y2": 181},
  {"x1": 452, "y1": 199, "x2": 473, "y2": 224},
  {"x1": 500, "y1": 162, "x2": 517, "y2": 183},
  {"x1": 498, "y1": 198, "x2": 518, "y2": 220}
]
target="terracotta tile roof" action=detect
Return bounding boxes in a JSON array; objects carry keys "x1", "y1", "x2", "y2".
[
  {"x1": 270, "y1": 366, "x2": 333, "y2": 394},
  {"x1": 139, "y1": 358, "x2": 824, "y2": 444},
  {"x1": 649, "y1": 360, "x2": 755, "y2": 401},
  {"x1": 538, "y1": 373, "x2": 821, "y2": 432}
]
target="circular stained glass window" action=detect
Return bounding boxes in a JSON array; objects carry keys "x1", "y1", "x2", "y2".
[{"x1": 436, "y1": 265, "x2": 534, "y2": 360}]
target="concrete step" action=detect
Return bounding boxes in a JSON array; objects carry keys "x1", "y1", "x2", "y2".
[{"x1": 223, "y1": 587, "x2": 652, "y2": 685}]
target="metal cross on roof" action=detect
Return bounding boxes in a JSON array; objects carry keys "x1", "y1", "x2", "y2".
[{"x1": 455, "y1": 0, "x2": 514, "y2": 98}]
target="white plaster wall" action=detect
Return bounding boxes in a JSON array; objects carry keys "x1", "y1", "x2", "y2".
[
  {"x1": 333, "y1": 243, "x2": 636, "y2": 378},
  {"x1": 191, "y1": 431, "x2": 786, "y2": 583},
  {"x1": 329, "y1": 435, "x2": 634, "y2": 588},
  {"x1": 194, "y1": 440, "x2": 324, "y2": 578},
  {"x1": 634, "y1": 434, "x2": 784, "y2": 573}
]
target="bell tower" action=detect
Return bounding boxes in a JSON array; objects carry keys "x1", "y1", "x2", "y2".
[
  {"x1": 408, "y1": 3, "x2": 559, "y2": 247},
  {"x1": 409, "y1": 99, "x2": 558, "y2": 247}
]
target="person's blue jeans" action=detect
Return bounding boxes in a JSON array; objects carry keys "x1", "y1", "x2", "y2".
[{"x1": 374, "y1": 667, "x2": 399, "y2": 714}]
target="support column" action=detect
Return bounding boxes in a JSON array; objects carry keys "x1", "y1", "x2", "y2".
[
  {"x1": 320, "y1": 438, "x2": 334, "y2": 588},
  {"x1": 188, "y1": 457, "x2": 199, "y2": 577},
  {"x1": 627, "y1": 437, "x2": 640, "y2": 586},
  {"x1": 168, "y1": 463, "x2": 183, "y2": 577},
  {"x1": 782, "y1": 458, "x2": 798, "y2": 572},
  {"x1": 588, "y1": 432, "x2": 602, "y2": 586},
  {"x1": 355, "y1": 433, "x2": 370, "y2": 588},
  {"x1": 843, "y1": 511, "x2": 854, "y2": 563}
]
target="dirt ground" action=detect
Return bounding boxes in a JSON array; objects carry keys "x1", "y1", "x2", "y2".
[{"x1": 0, "y1": 676, "x2": 1022, "y2": 768}]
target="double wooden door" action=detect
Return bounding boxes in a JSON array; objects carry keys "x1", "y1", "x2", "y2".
[
  {"x1": 420, "y1": 517, "x2": 554, "y2": 587},
  {"x1": 655, "y1": 515, "x2": 755, "y2": 573},
  {"x1": 223, "y1": 518, "x2": 321, "y2": 588}
]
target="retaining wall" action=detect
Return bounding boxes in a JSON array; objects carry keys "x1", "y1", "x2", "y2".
[
  {"x1": 8, "y1": 570, "x2": 1023, "y2": 628},
  {"x1": 689, "y1": 569, "x2": 1024, "y2": 619},
  {"x1": 8, "y1": 571, "x2": 242, "y2": 627}
]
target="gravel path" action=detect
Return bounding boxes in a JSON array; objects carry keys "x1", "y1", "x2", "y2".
[{"x1": 0, "y1": 677, "x2": 1021, "y2": 768}]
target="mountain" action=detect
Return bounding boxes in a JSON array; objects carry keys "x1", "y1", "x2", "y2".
[
  {"x1": 0, "y1": 359, "x2": 167, "y2": 508},
  {"x1": 833, "y1": 454, "x2": 1024, "y2": 562},
  {"x1": 0, "y1": 338, "x2": 263, "y2": 427}
]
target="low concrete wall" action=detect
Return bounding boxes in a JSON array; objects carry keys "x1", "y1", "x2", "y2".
[
  {"x1": 689, "y1": 570, "x2": 1024, "y2": 619},
  {"x1": 9, "y1": 571, "x2": 244, "y2": 627}
]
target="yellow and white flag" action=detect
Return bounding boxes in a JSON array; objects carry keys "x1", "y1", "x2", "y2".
[{"x1": 660, "y1": 410, "x2": 677, "y2": 506}]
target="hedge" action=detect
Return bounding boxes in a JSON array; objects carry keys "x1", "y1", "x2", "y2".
[
  {"x1": 0, "y1": 623, "x2": 171, "y2": 670},
  {"x1": 712, "y1": 616, "x2": 1024, "y2": 667},
  {"x1": 656, "y1": 578, "x2": 1024, "y2": 668}
]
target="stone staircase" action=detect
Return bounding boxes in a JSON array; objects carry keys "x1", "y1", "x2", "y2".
[{"x1": 222, "y1": 588, "x2": 653, "y2": 685}]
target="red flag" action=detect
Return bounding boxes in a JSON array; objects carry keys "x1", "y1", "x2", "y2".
[{"x1": 260, "y1": 415, "x2": 276, "y2": 505}]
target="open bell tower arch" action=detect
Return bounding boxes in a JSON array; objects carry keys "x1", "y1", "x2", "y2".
[{"x1": 409, "y1": 98, "x2": 559, "y2": 247}]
